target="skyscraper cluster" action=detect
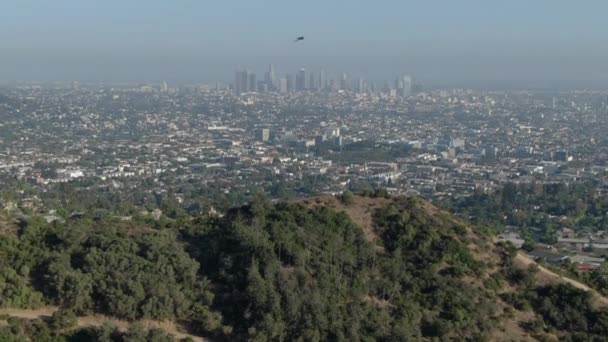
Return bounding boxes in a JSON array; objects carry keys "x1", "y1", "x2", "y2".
[
  {"x1": 395, "y1": 74, "x2": 413, "y2": 98},
  {"x1": 234, "y1": 69, "x2": 257, "y2": 95},
  {"x1": 234, "y1": 64, "x2": 420, "y2": 97}
]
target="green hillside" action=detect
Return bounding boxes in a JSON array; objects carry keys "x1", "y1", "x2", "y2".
[{"x1": 0, "y1": 195, "x2": 607, "y2": 341}]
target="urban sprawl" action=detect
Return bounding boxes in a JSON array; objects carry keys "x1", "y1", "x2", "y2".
[{"x1": 2, "y1": 65, "x2": 608, "y2": 274}]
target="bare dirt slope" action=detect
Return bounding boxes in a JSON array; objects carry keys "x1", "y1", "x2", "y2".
[
  {"x1": 0, "y1": 306, "x2": 206, "y2": 341},
  {"x1": 298, "y1": 195, "x2": 393, "y2": 244}
]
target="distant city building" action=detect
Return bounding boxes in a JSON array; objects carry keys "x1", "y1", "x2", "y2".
[
  {"x1": 234, "y1": 69, "x2": 257, "y2": 94},
  {"x1": 329, "y1": 79, "x2": 338, "y2": 92},
  {"x1": 412, "y1": 80, "x2": 423, "y2": 93},
  {"x1": 248, "y1": 72, "x2": 257, "y2": 92},
  {"x1": 234, "y1": 69, "x2": 249, "y2": 95},
  {"x1": 264, "y1": 64, "x2": 276, "y2": 91},
  {"x1": 257, "y1": 128, "x2": 270, "y2": 142},
  {"x1": 286, "y1": 74, "x2": 294, "y2": 92},
  {"x1": 279, "y1": 78, "x2": 288, "y2": 94},
  {"x1": 296, "y1": 69, "x2": 307, "y2": 91},
  {"x1": 356, "y1": 77, "x2": 365, "y2": 93},
  {"x1": 553, "y1": 151, "x2": 570, "y2": 161},
  {"x1": 257, "y1": 82, "x2": 268, "y2": 93},
  {"x1": 450, "y1": 138, "x2": 465, "y2": 149},
  {"x1": 318, "y1": 68, "x2": 326, "y2": 91},
  {"x1": 395, "y1": 74, "x2": 412, "y2": 97},
  {"x1": 340, "y1": 73, "x2": 348, "y2": 90},
  {"x1": 315, "y1": 135, "x2": 326, "y2": 146},
  {"x1": 482, "y1": 145, "x2": 498, "y2": 159}
]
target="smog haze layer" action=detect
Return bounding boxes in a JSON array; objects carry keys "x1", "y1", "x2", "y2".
[{"x1": 2, "y1": 0, "x2": 608, "y2": 87}]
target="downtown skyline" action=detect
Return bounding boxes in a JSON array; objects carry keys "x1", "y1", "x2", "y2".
[{"x1": 2, "y1": 1, "x2": 608, "y2": 86}]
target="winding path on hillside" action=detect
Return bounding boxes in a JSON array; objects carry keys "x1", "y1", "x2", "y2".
[
  {"x1": 515, "y1": 252, "x2": 608, "y2": 307},
  {"x1": 0, "y1": 306, "x2": 206, "y2": 341}
]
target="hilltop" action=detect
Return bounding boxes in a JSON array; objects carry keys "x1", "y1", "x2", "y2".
[{"x1": 1, "y1": 194, "x2": 607, "y2": 341}]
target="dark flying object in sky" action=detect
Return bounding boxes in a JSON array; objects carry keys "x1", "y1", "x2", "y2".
[{"x1": 294, "y1": 36, "x2": 304, "y2": 42}]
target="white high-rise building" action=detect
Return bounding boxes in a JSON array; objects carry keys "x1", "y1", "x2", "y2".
[
  {"x1": 279, "y1": 78, "x2": 288, "y2": 94},
  {"x1": 402, "y1": 75, "x2": 412, "y2": 97}
]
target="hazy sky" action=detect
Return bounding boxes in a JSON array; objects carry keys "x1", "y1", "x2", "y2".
[{"x1": 2, "y1": 0, "x2": 608, "y2": 86}]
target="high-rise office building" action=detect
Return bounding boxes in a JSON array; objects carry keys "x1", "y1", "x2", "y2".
[
  {"x1": 286, "y1": 74, "x2": 294, "y2": 92},
  {"x1": 264, "y1": 64, "x2": 276, "y2": 90},
  {"x1": 296, "y1": 68, "x2": 307, "y2": 91},
  {"x1": 234, "y1": 69, "x2": 249, "y2": 95},
  {"x1": 401, "y1": 75, "x2": 412, "y2": 97},
  {"x1": 234, "y1": 69, "x2": 258, "y2": 94},
  {"x1": 279, "y1": 78, "x2": 288, "y2": 94},
  {"x1": 269, "y1": 64, "x2": 275, "y2": 84},
  {"x1": 309, "y1": 73, "x2": 316, "y2": 91},
  {"x1": 318, "y1": 68, "x2": 326, "y2": 91},
  {"x1": 248, "y1": 72, "x2": 257, "y2": 92},
  {"x1": 394, "y1": 75, "x2": 402, "y2": 93},
  {"x1": 394, "y1": 74, "x2": 412, "y2": 97},
  {"x1": 257, "y1": 128, "x2": 270, "y2": 142},
  {"x1": 340, "y1": 73, "x2": 348, "y2": 90},
  {"x1": 356, "y1": 77, "x2": 365, "y2": 93}
]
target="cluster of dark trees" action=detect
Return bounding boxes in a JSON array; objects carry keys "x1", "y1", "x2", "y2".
[
  {"x1": 502, "y1": 283, "x2": 608, "y2": 341},
  {"x1": 180, "y1": 196, "x2": 507, "y2": 340},
  {"x1": 0, "y1": 216, "x2": 225, "y2": 335}
]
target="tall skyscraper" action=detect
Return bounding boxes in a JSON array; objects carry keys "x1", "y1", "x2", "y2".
[
  {"x1": 264, "y1": 64, "x2": 276, "y2": 90},
  {"x1": 286, "y1": 74, "x2": 294, "y2": 92},
  {"x1": 340, "y1": 73, "x2": 348, "y2": 90},
  {"x1": 234, "y1": 69, "x2": 249, "y2": 95},
  {"x1": 248, "y1": 72, "x2": 257, "y2": 92},
  {"x1": 318, "y1": 68, "x2": 326, "y2": 91},
  {"x1": 401, "y1": 75, "x2": 412, "y2": 97},
  {"x1": 394, "y1": 75, "x2": 402, "y2": 92},
  {"x1": 279, "y1": 78, "x2": 288, "y2": 94},
  {"x1": 269, "y1": 64, "x2": 275, "y2": 84},
  {"x1": 296, "y1": 68, "x2": 307, "y2": 91},
  {"x1": 356, "y1": 77, "x2": 365, "y2": 93},
  {"x1": 395, "y1": 74, "x2": 412, "y2": 97},
  {"x1": 234, "y1": 69, "x2": 258, "y2": 94},
  {"x1": 309, "y1": 73, "x2": 316, "y2": 91}
]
